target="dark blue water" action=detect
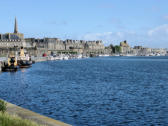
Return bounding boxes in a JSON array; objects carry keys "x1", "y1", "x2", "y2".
[{"x1": 1, "y1": 57, "x2": 168, "y2": 126}]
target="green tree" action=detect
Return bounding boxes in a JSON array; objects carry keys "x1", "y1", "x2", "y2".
[
  {"x1": 114, "y1": 45, "x2": 121, "y2": 53},
  {"x1": 109, "y1": 44, "x2": 116, "y2": 53}
]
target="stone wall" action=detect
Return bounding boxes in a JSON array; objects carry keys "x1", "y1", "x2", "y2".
[
  {"x1": 3, "y1": 99, "x2": 71, "y2": 126},
  {"x1": 0, "y1": 33, "x2": 24, "y2": 40},
  {"x1": 120, "y1": 40, "x2": 131, "y2": 54},
  {"x1": 0, "y1": 35, "x2": 107, "y2": 56},
  {"x1": 25, "y1": 38, "x2": 105, "y2": 55},
  {"x1": 120, "y1": 46, "x2": 131, "y2": 54},
  {"x1": 0, "y1": 48, "x2": 9, "y2": 57},
  {"x1": 45, "y1": 38, "x2": 65, "y2": 50},
  {"x1": 0, "y1": 40, "x2": 26, "y2": 48}
]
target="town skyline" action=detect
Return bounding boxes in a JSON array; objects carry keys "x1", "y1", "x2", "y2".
[{"x1": 0, "y1": 0, "x2": 168, "y2": 48}]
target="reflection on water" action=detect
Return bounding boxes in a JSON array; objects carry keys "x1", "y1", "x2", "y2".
[
  {"x1": 21, "y1": 68, "x2": 26, "y2": 73},
  {"x1": 0, "y1": 57, "x2": 168, "y2": 126}
]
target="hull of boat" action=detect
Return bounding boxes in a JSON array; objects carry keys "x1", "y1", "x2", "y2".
[
  {"x1": 19, "y1": 64, "x2": 32, "y2": 68},
  {"x1": 2, "y1": 66, "x2": 18, "y2": 72},
  {"x1": 18, "y1": 60, "x2": 32, "y2": 68}
]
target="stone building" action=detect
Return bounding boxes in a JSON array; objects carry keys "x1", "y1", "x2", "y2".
[
  {"x1": 0, "y1": 18, "x2": 106, "y2": 56},
  {"x1": 139, "y1": 48, "x2": 152, "y2": 56},
  {"x1": 133, "y1": 46, "x2": 143, "y2": 49},
  {"x1": 120, "y1": 40, "x2": 131, "y2": 54},
  {"x1": 64, "y1": 39, "x2": 84, "y2": 50},
  {"x1": 0, "y1": 18, "x2": 27, "y2": 56},
  {"x1": 46, "y1": 38, "x2": 65, "y2": 50},
  {"x1": 86, "y1": 40, "x2": 104, "y2": 50},
  {"x1": 25, "y1": 38, "x2": 105, "y2": 55},
  {"x1": 151, "y1": 48, "x2": 167, "y2": 55},
  {"x1": 0, "y1": 18, "x2": 25, "y2": 48}
]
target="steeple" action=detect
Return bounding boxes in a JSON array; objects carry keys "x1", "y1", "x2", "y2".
[{"x1": 14, "y1": 17, "x2": 18, "y2": 33}]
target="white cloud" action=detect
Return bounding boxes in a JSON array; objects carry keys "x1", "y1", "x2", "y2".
[
  {"x1": 81, "y1": 31, "x2": 138, "y2": 46},
  {"x1": 145, "y1": 24, "x2": 168, "y2": 48},
  {"x1": 148, "y1": 24, "x2": 168, "y2": 36},
  {"x1": 80, "y1": 24, "x2": 168, "y2": 48}
]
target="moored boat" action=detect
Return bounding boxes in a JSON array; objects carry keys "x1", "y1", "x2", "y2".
[
  {"x1": 18, "y1": 60, "x2": 32, "y2": 68},
  {"x1": 1, "y1": 56, "x2": 18, "y2": 72},
  {"x1": 17, "y1": 47, "x2": 32, "y2": 68}
]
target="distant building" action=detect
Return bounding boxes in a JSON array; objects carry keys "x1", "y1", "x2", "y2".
[
  {"x1": 133, "y1": 46, "x2": 143, "y2": 49},
  {"x1": 25, "y1": 38, "x2": 105, "y2": 55},
  {"x1": 120, "y1": 40, "x2": 129, "y2": 47},
  {"x1": 0, "y1": 18, "x2": 24, "y2": 40},
  {"x1": 0, "y1": 18, "x2": 25, "y2": 48},
  {"x1": 0, "y1": 18, "x2": 107, "y2": 56},
  {"x1": 120, "y1": 40, "x2": 131, "y2": 54},
  {"x1": 151, "y1": 48, "x2": 167, "y2": 56}
]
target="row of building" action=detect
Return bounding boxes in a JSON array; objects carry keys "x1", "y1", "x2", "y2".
[
  {"x1": 119, "y1": 41, "x2": 167, "y2": 56},
  {"x1": 0, "y1": 18, "x2": 106, "y2": 56},
  {"x1": 0, "y1": 18, "x2": 167, "y2": 57}
]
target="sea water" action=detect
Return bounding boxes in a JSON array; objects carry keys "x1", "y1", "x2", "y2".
[{"x1": 0, "y1": 56, "x2": 168, "y2": 126}]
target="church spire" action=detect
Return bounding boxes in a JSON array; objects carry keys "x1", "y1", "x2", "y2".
[{"x1": 14, "y1": 17, "x2": 18, "y2": 33}]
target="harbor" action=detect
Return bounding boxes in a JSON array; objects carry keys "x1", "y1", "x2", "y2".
[
  {"x1": 1, "y1": 56, "x2": 168, "y2": 126},
  {"x1": 0, "y1": 18, "x2": 168, "y2": 65},
  {"x1": 1, "y1": 51, "x2": 168, "y2": 72},
  {"x1": 0, "y1": 18, "x2": 168, "y2": 73},
  {"x1": 1, "y1": 0, "x2": 168, "y2": 125}
]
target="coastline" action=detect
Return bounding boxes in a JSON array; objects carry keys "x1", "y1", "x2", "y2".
[
  {"x1": 1, "y1": 55, "x2": 168, "y2": 72},
  {"x1": 1, "y1": 99, "x2": 71, "y2": 126}
]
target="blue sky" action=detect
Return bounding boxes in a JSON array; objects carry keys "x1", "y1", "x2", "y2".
[{"x1": 0, "y1": 0, "x2": 168, "y2": 48}]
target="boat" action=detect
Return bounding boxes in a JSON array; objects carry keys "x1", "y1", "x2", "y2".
[
  {"x1": 99, "y1": 54, "x2": 110, "y2": 57},
  {"x1": 17, "y1": 47, "x2": 32, "y2": 68},
  {"x1": 47, "y1": 56, "x2": 55, "y2": 61},
  {"x1": 77, "y1": 54, "x2": 82, "y2": 59},
  {"x1": 1, "y1": 55, "x2": 18, "y2": 72},
  {"x1": 63, "y1": 55, "x2": 69, "y2": 60},
  {"x1": 18, "y1": 60, "x2": 32, "y2": 68},
  {"x1": 103, "y1": 54, "x2": 110, "y2": 57}
]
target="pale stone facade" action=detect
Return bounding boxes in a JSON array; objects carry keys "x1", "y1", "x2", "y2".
[
  {"x1": 120, "y1": 40, "x2": 131, "y2": 54},
  {"x1": 25, "y1": 38, "x2": 105, "y2": 52},
  {"x1": 0, "y1": 18, "x2": 25, "y2": 48}
]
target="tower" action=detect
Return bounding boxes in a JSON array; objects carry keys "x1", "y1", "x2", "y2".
[{"x1": 14, "y1": 17, "x2": 18, "y2": 33}]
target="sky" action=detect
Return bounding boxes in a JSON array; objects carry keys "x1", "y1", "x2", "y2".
[{"x1": 0, "y1": 0, "x2": 168, "y2": 48}]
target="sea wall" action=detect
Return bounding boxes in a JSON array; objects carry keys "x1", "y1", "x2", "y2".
[
  {"x1": 32, "y1": 56, "x2": 48, "y2": 62},
  {"x1": 2, "y1": 99, "x2": 71, "y2": 126}
]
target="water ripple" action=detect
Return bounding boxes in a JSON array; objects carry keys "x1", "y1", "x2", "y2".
[{"x1": 0, "y1": 57, "x2": 168, "y2": 126}]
